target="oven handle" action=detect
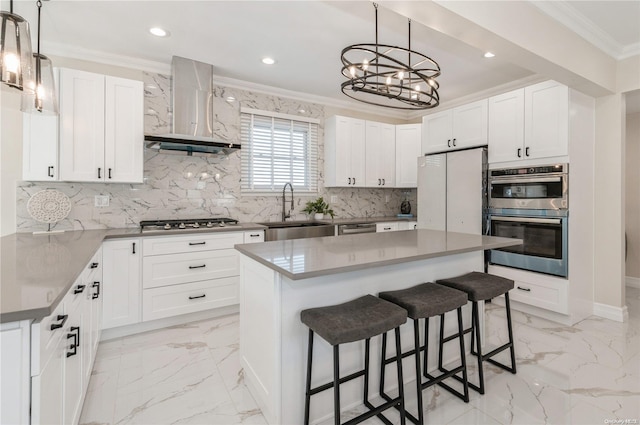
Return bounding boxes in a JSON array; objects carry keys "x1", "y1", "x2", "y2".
[
  {"x1": 490, "y1": 216, "x2": 562, "y2": 225},
  {"x1": 490, "y1": 176, "x2": 564, "y2": 184}
]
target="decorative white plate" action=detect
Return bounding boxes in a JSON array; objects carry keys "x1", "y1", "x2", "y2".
[{"x1": 27, "y1": 189, "x2": 72, "y2": 224}]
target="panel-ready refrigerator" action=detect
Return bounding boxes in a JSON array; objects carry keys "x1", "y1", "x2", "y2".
[{"x1": 417, "y1": 147, "x2": 487, "y2": 235}]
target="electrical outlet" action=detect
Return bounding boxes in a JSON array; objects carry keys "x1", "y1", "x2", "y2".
[
  {"x1": 330, "y1": 195, "x2": 338, "y2": 204},
  {"x1": 94, "y1": 195, "x2": 109, "y2": 207}
]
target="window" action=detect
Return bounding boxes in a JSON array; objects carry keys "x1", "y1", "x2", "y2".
[{"x1": 241, "y1": 108, "x2": 319, "y2": 194}]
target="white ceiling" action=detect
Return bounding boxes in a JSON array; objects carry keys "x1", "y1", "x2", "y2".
[{"x1": 6, "y1": 0, "x2": 640, "y2": 114}]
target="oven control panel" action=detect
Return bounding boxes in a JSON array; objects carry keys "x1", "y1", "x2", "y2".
[{"x1": 490, "y1": 164, "x2": 567, "y2": 177}]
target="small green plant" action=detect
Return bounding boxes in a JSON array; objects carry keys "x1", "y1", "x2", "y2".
[{"x1": 302, "y1": 197, "x2": 335, "y2": 218}]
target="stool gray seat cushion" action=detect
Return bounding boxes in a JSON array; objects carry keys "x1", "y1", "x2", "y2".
[
  {"x1": 436, "y1": 272, "x2": 514, "y2": 302},
  {"x1": 379, "y1": 283, "x2": 468, "y2": 319},
  {"x1": 300, "y1": 295, "x2": 407, "y2": 346}
]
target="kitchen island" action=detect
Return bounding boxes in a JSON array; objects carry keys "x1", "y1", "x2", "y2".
[{"x1": 235, "y1": 229, "x2": 521, "y2": 425}]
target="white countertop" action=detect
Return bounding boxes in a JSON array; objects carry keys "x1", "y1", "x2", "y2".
[{"x1": 235, "y1": 229, "x2": 522, "y2": 280}]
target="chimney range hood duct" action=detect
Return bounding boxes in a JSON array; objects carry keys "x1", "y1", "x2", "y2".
[{"x1": 144, "y1": 56, "x2": 240, "y2": 156}]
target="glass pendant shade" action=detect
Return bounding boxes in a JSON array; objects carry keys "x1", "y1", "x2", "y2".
[
  {"x1": 0, "y1": 10, "x2": 34, "y2": 91},
  {"x1": 21, "y1": 53, "x2": 58, "y2": 114}
]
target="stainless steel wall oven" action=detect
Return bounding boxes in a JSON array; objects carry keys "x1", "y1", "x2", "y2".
[{"x1": 488, "y1": 164, "x2": 569, "y2": 278}]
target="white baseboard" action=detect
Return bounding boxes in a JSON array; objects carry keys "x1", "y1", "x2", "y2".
[
  {"x1": 592, "y1": 302, "x2": 629, "y2": 323},
  {"x1": 626, "y1": 276, "x2": 640, "y2": 288}
]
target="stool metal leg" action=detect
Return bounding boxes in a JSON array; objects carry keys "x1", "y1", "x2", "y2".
[
  {"x1": 456, "y1": 307, "x2": 470, "y2": 402},
  {"x1": 304, "y1": 329, "x2": 314, "y2": 425},
  {"x1": 395, "y1": 326, "x2": 407, "y2": 425},
  {"x1": 333, "y1": 344, "x2": 341, "y2": 425},
  {"x1": 506, "y1": 293, "x2": 517, "y2": 374},
  {"x1": 472, "y1": 301, "x2": 485, "y2": 394},
  {"x1": 413, "y1": 319, "x2": 424, "y2": 425},
  {"x1": 379, "y1": 331, "x2": 388, "y2": 398}
]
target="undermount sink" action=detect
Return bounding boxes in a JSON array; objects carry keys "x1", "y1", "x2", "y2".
[{"x1": 258, "y1": 221, "x2": 335, "y2": 241}]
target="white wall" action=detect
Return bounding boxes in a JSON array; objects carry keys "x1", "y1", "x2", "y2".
[
  {"x1": 0, "y1": 86, "x2": 22, "y2": 236},
  {"x1": 626, "y1": 112, "x2": 640, "y2": 280}
]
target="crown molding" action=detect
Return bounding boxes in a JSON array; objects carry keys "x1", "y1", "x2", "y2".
[{"x1": 531, "y1": 1, "x2": 634, "y2": 60}]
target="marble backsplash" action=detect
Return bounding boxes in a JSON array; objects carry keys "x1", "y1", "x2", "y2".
[{"x1": 16, "y1": 72, "x2": 416, "y2": 232}]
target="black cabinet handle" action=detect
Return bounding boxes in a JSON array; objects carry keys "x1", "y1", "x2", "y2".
[
  {"x1": 353, "y1": 177, "x2": 356, "y2": 185},
  {"x1": 92, "y1": 281, "x2": 100, "y2": 299},
  {"x1": 188, "y1": 294, "x2": 206, "y2": 300},
  {"x1": 98, "y1": 168, "x2": 101, "y2": 179},
  {"x1": 525, "y1": 147, "x2": 530, "y2": 157},
  {"x1": 50, "y1": 314, "x2": 68, "y2": 331},
  {"x1": 348, "y1": 177, "x2": 351, "y2": 185},
  {"x1": 90, "y1": 262, "x2": 99, "y2": 269},
  {"x1": 249, "y1": 234, "x2": 260, "y2": 238},
  {"x1": 384, "y1": 227, "x2": 392, "y2": 230},
  {"x1": 517, "y1": 286, "x2": 531, "y2": 292},
  {"x1": 447, "y1": 139, "x2": 451, "y2": 148},
  {"x1": 189, "y1": 242, "x2": 206, "y2": 246},
  {"x1": 132, "y1": 242, "x2": 136, "y2": 254},
  {"x1": 452, "y1": 138, "x2": 457, "y2": 147},
  {"x1": 108, "y1": 168, "x2": 112, "y2": 179},
  {"x1": 67, "y1": 326, "x2": 79, "y2": 357},
  {"x1": 517, "y1": 148, "x2": 522, "y2": 158},
  {"x1": 73, "y1": 284, "x2": 86, "y2": 294},
  {"x1": 382, "y1": 178, "x2": 385, "y2": 185},
  {"x1": 47, "y1": 166, "x2": 54, "y2": 177},
  {"x1": 189, "y1": 264, "x2": 206, "y2": 269}
]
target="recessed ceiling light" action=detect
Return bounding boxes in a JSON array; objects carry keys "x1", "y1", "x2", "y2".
[
  {"x1": 226, "y1": 96, "x2": 236, "y2": 102},
  {"x1": 149, "y1": 27, "x2": 169, "y2": 37},
  {"x1": 484, "y1": 52, "x2": 495, "y2": 58},
  {"x1": 262, "y1": 57, "x2": 276, "y2": 65},
  {"x1": 299, "y1": 109, "x2": 306, "y2": 113}
]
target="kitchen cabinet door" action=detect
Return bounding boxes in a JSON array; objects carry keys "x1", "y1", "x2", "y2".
[
  {"x1": 488, "y1": 89, "x2": 525, "y2": 163},
  {"x1": 22, "y1": 112, "x2": 59, "y2": 181},
  {"x1": 325, "y1": 116, "x2": 365, "y2": 187},
  {"x1": 395, "y1": 124, "x2": 421, "y2": 187},
  {"x1": 59, "y1": 68, "x2": 105, "y2": 182},
  {"x1": 365, "y1": 121, "x2": 395, "y2": 187},
  {"x1": 102, "y1": 238, "x2": 141, "y2": 329},
  {"x1": 525, "y1": 80, "x2": 569, "y2": 160},
  {"x1": 104, "y1": 76, "x2": 144, "y2": 183},
  {"x1": 422, "y1": 109, "x2": 452, "y2": 154},
  {"x1": 446, "y1": 149, "x2": 483, "y2": 234},
  {"x1": 31, "y1": 331, "x2": 65, "y2": 425},
  {"x1": 452, "y1": 99, "x2": 488, "y2": 150},
  {"x1": 63, "y1": 297, "x2": 84, "y2": 425}
]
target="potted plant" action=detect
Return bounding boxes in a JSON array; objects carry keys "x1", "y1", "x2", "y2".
[{"x1": 302, "y1": 197, "x2": 335, "y2": 220}]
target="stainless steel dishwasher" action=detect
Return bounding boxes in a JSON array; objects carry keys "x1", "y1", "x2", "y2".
[{"x1": 337, "y1": 223, "x2": 377, "y2": 235}]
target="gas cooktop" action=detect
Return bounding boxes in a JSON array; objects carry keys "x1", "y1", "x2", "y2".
[{"x1": 139, "y1": 218, "x2": 239, "y2": 232}]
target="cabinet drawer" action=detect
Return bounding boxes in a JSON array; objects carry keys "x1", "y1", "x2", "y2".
[
  {"x1": 488, "y1": 265, "x2": 568, "y2": 314},
  {"x1": 243, "y1": 230, "x2": 265, "y2": 243},
  {"x1": 143, "y1": 232, "x2": 244, "y2": 256},
  {"x1": 142, "y1": 249, "x2": 239, "y2": 289},
  {"x1": 142, "y1": 277, "x2": 239, "y2": 322},
  {"x1": 376, "y1": 222, "x2": 399, "y2": 232}
]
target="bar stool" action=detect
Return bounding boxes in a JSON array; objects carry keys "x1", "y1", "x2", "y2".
[
  {"x1": 436, "y1": 272, "x2": 516, "y2": 394},
  {"x1": 301, "y1": 294, "x2": 408, "y2": 425},
  {"x1": 378, "y1": 283, "x2": 470, "y2": 425}
]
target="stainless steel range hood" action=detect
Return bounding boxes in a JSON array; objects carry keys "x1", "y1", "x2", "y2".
[{"x1": 144, "y1": 56, "x2": 240, "y2": 156}]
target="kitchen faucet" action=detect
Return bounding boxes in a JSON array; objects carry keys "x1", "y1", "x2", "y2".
[{"x1": 282, "y1": 182, "x2": 294, "y2": 221}]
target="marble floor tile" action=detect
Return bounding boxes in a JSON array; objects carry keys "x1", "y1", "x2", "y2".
[{"x1": 81, "y1": 289, "x2": 640, "y2": 425}]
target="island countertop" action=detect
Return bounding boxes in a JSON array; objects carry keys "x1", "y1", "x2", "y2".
[{"x1": 235, "y1": 229, "x2": 522, "y2": 280}]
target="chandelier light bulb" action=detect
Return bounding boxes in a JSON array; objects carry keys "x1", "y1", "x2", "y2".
[
  {"x1": 3, "y1": 52, "x2": 19, "y2": 73},
  {"x1": 411, "y1": 92, "x2": 418, "y2": 100},
  {"x1": 397, "y1": 70, "x2": 405, "y2": 80},
  {"x1": 386, "y1": 76, "x2": 392, "y2": 85},
  {"x1": 415, "y1": 84, "x2": 421, "y2": 92},
  {"x1": 362, "y1": 59, "x2": 369, "y2": 71},
  {"x1": 349, "y1": 66, "x2": 356, "y2": 77}
]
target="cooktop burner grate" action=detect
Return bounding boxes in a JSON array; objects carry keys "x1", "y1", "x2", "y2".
[{"x1": 140, "y1": 218, "x2": 239, "y2": 231}]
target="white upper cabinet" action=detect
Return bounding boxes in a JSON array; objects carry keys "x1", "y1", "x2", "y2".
[
  {"x1": 22, "y1": 113, "x2": 59, "y2": 181},
  {"x1": 524, "y1": 81, "x2": 569, "y2": 160},
  {"x1": 59, "y1": 68, "x2": 143, "y2": 183},
  {"x1": 488, "y1": 80, "x2": 569, "y2": 164},
  {"x1": 325, "y1": 116, "x2": 366, "y2": 187},
  {"x1": 422, "y1": 99, "x2": 488, "y2": 154},
  {"x1": 488, "y1": 89, "x2": 525, "y2": 163},
  {"x1": 365, "y1": 121, "x2": 395, "y2": 187},
  {"x1": 395, "y1": 124, "x2": 421, "y2": 188}
]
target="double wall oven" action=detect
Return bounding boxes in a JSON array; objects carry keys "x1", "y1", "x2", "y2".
[{"x1": 488, "y1": 164, "x2": 569, "y2": 278}]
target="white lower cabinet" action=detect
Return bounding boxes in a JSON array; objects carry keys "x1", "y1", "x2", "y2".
[
  {"x1": 141, "y1": 232, "x2": 243, "y2": 322},
  {"x1": 102, "y1": 238, "x2": 141, "y2": 329},
  {"x1": 376, "y1": 222, "x2": 399, "y2": 232}
]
